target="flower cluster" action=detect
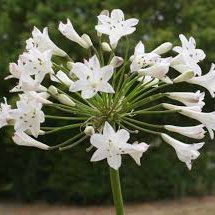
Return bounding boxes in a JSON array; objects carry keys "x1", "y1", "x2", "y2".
[{"x1": 1, "y1": 9, "x2": 214, "y2": 170}]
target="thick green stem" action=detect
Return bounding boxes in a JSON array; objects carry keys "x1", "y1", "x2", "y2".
[{"x1": 109, "y1": 168, "x2": 125, "y2": 215}]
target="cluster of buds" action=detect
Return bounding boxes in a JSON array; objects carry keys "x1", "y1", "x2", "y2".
[{"x1": 1, "y1": 9, "x2": 214, "y2": 170}]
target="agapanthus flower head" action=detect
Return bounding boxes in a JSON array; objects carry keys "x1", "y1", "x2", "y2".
[{"x1": 1, "y1": 9, "x2": 213, "y2": 171}]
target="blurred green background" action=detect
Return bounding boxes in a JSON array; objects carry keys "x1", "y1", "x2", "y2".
[{"x1": 1, "y1": 0, "x2": 215, "y2": 205}]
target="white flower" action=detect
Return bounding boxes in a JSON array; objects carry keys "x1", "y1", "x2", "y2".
[
  {"x1": 130, "y1": 41, "x2": 172, "y2": 83},
  {"x1": 130, "y1": 41, "x2": 160, "y2": 72},
  {"x1": 163, "y1": 103, "x2": 215, "y2": 139},
  {"x1": 59, "y1": 19, "x2": 91, "y2": 49},
  {"x1": 161, "y1": 133, "x2": 204, "y2": 170},
  {"x1": 95, "y1": 9, "x2": 139, "y2": 48},
  {"x1": 138, "y1": 59, "x2": 172, "y2": 83},
  {"x1": 50, "y1": 70, "x2": 74, "y2": 87},
  {"x1": 163, "y1": 103, "x2": 202, "y2": 112},
  {"x1": 19, "y1": 48, "x2": 53, "y2": 83},
  {"x1": 70, "y1": 55, "x2": 115, "y2": 99},
  {"x1": 20, "y1": 91, "x2": 52, "y2": 105},
  {"x1": 186, "y1": 63, "x2": 215, "y2": 97},
  {"x1": 9, "y1": 48, "x2": 53, "y2": 93},
  {"x1": 26, "y1": 27, "x2": 67, "y2": 57},
  {"x1": 5, "y1": 63, "x2": 21, "y2": 80},
  {"x1": 167, "y1": 91, "x2": 205, "y2": 109},
  {"x1": 10, "y1": 95, "x2": 45, "y2": 138},
  {"x1": 173, "y1": 34, "x2": 206, "y2": 63},
  {"x1": 0, "y1": 98, "x2": 12, "y2": 128},
  {"x1": 90, "y1": 122, "x2": 149, "y2": 170},
  {"x1": 164, "y1": 124, "x2": 206, "y2": 139},
  {"x1": 171, "y1": 34, "x2": 206, "y2": 76},
  {"x1": 12, "y1": 131, "x2": 49, "y2": 150},
  {"x1": 171, "y1": 54, "x2": 202, "y2": 76}
]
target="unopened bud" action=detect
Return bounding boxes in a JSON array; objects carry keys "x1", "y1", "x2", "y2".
[
  {"x1": 48, "y1": 85, "x2": 58, "y2": 95},
  {"x1": 173, "y1": 71, "x2": 194, "y2": 83},
  {"x1": 101, "y1": 42, "x2": 111, "y2": 52},
  {"x1": 81, "y1": 34, "x2": 93, "y2": 48},
  {"x1": 110, "y1": 56, "x2": 124, "y2": 68},
  {"x1": 57, "y1": 94, "x2": 75, "y2": 106},
  {"x1": 152, "y1": 42, "x2": 172, "y2": 55},
  {"x1": 84, "y1": 126, "x2": 95, "y2": 136},
  {"x1": 67, "y1": 61, "x2": 73, "y2": 70}
]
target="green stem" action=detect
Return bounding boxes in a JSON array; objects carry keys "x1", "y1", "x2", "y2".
[
  {"x1": 45, "y1": 115, "x2": 88, "y2": 120},
  {"x1": 109, "y1": 168, "x2": 125, "y2": 215}
]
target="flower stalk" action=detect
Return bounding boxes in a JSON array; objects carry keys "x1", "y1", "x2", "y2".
[{"x1": 109, "y1": 168, "x2": 125, "y2": 215}]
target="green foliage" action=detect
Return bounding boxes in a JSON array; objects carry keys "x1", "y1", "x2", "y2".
[{"x1": 1, "y1": 0, "x2": 215, "y2": 204}]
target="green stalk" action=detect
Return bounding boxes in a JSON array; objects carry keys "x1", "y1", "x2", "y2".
[
  {"x1": 45, "y1": 115, "x2": 88, "y2": 120},
  {"x1": 123, "y1": 117, "x2": 164, "y2": 129},
  {"x1": 59, "y1": 135, "x2": 88, "y2": 150},
  {"x1": 122, "y1": 119, "x2": 161, "y2": 136},
  {"x1": 109, "y1": 168, "x2": 125, "y2": 215},
  {"x1": 44, "y1": 123, "x2": 83, "y2": 135}
]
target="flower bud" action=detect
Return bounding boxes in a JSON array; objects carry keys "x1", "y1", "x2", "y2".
[
  {"x1": 51, "y1": 70, "x2": 74, "y2": 87},
  {"x1": 110, "y1": 56, "x2": 124, "y2": 68},
  {"x1": 81, "y1": 34, "x2": 93, "y2": 48},
  {"x1": 48, "y1": 85, "x2": 58, "y2": 95},
  {"x1": 101, "y1": 42, "x2": 112, "y2": 52},
  {"x1": 84, "y1": 126, "x2": 95, "y2": 136},
  {"x1": 67, "y1": 61, "x2": 73, "y2": 70},
  {"x1": 173, "y1": 71, "x2": 195, "y2": 83},
  {"x1": 152, "y1": 42, "x2": 172, "y2": 55},
  {"x1": 57, "y1": 94, "x2": 75, "y2": 106}
]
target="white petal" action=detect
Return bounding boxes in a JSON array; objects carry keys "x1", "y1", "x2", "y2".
[
  {"x1": 91, "y1": 149, "x2": 109, "y2": 162},
  {"x1": 107, "y1": 155, "x2": 122, "y2": 170},
  {"x1": 115, "y1": 129, "x2": 130, "y2": 143},
  {"x1": 90, "y1": 134, "x2": 107, "y2": 148},
  {"x1": 103, "y1": 122, "x2": 116, "y2": 138},
  {"x1": 81, "y1": 89, "x2": 97, "y2": 99},
  {"x1": 98, "y1": 82, "x2": 115, "y2": 93}
]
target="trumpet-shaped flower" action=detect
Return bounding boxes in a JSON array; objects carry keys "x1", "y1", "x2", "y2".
[
  {"x1": 138, "y1": 59, "x2": 172, "y2": 83},
  {"x1": 167, "y1": 91, "x2": 205, "y2": 109},
  {"x1": 161, "y1": 133, "x2": 204, "y2": 170},
  {"x1": 186, "y1": 63, "x2": 215, "y2": 97},
  {"x1": 163, "y1": 103, "x2": 215, "y2": 139},
  {"x1": 10, "y1": 95, "x2": 45, "y2": 138},
  {"x1": 173, "y1": 34, "x2": 206, "y2": 63},
  {"x1": 171, "y1": 34, "x2": 205, "y2": 76},
  {"x1": 26, "y1": 27, "x2": 67, "y2": 57},
  {"x1": 164, "y1": 124, "x2": 206, "y2": 139},
  {"x1": 9, "y1": 48, "x2": 53, "y2": 93},
  {"x1": 12, "y1": 131, "x2": 49, "y2": 150},
  {"x1": 70, "y1": 55, "x2": 114, "y2": 99},
  {"x1": 95, "y1": 9, "x2": 138, "y2": 48},
  {"x1": 0, "y1": 98, "x2": 12, "y2": 128},
  {"x1": 19, "y1": 48, "x2": 53, "y2": 83},
  {"x1": 130, "y1": 41, "x2": 160, "y2": 72},
  {"x1": 59, "y1": 19, "x2": 91, "y2": 49},
  {"x1": 90, "y1": 122, "x2": 149, "y2": 170}
]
